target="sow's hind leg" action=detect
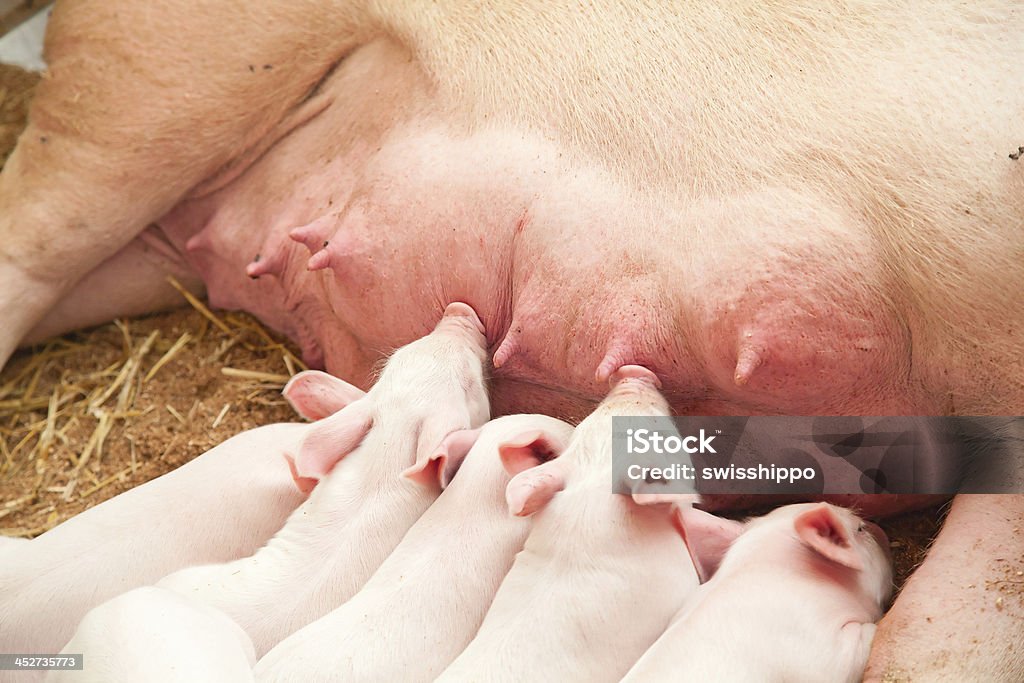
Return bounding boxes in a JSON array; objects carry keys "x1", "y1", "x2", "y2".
[
  {"x1": 864, "y1": 493, "x2": 1024, "y2": 682},
  {"x1": 0, "y1": 0, "x2": 369, "y2": 371},
  {"x1": 19, "y1": 227, "x2": 205, "y2": 346},
  {"x1": 865, "y1": 422, "x2": 1024, "y2": 682}
]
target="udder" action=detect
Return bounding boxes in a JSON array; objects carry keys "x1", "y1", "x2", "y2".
[{"x1": 155, "y1": 37, "x2": 979, "y2": 422}]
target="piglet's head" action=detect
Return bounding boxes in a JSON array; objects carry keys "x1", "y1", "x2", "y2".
[
  {"x1": 382, "y1": 302, "x2": 490, "y2": 474},
  {"x1": 790, "y1": 503, "x2": 894, "y2": 610},
  {"x1": 283, "y1": 302, "x2": 490, "y2": 494},
  {"x1": 724, "y1": 503, "x2": 894, "y2": 614}
]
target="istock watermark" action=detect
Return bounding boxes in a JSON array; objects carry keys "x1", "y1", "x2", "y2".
[
  {"x1": 612, "y1": 416, "x2": 1023, "y2": 496},
  {"x1": 625, "y1": 428, "x2": 717, "y2": 455}
]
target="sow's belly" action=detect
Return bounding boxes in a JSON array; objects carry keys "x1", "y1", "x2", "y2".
[{"x1": 157, "y1": 30, "x2": 1023, "y2": 423}]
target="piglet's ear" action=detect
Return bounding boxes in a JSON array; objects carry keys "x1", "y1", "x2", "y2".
[
  {"x1": 505, "y1": 460, "x2": 567, "y2": 517},
  {"x1": 283, "y1": 453, "x2": 317, "y2": 495},
  {"x1": 673, "y1": 506, "x2": 745, "y2": 583},
  {"x1": 402, "y1": 428, "x2": 482, "y2": 490},
  {"x1": 499, "y1": 429, "x2": 567, "y2": 477},
  {"x1": 284, "y1": 400, "x2": 373, "y2": 492},
  {"x1": 282, "y1": 370, "x2": 367, "y2": 421},
  {"x1": 794, "y1": 504, "x2": 863, "y2": 571}
]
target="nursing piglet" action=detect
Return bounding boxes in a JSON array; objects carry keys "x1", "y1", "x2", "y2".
[
  {"x1": 437, "y1": 366, "x2": 723, "y2": 683},
  {"x1": 47, "y1": 587, "x2": 256, "y2": 683},
  {"x1": 0, "y1": 536, "x2": 28, "y2": 554},
  {"x1": 255, "y1": 414, "x2": 575, "y2": 682},
  {"x1": 0, "y1": 370, "x2": 360, "y2": 672},
  {"x1": 157, "y1": 302, "x2": 490, "y2": 656},
  {"x1": 622, "y1": 502, "x2": 893, "y2": 682}
]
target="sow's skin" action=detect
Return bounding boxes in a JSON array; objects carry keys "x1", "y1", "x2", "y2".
[
  {"x1": 436, "y1": 367, "x2": 727, "y2": 683},
  {"x1": 47, "y1": 587, "x2": 256, "y2": 683},
  {"x1": 255, "y1": 414, "x2": 575, "y2": 683},
  {"x1": 157, "y1": 303, "x2": 490, "y2": 657},
  {"x1": 0, "y1": 370, "x2": 360, "y2": 678},
  {"x1": 622, "y1": 503, "x2": 893, "y2": 683},
  {"x1": 1, "y1": 3, "x2": 1022, "y2": 677}
]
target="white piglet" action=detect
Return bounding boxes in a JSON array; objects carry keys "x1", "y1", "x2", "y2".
[
  {"x1": 622, "y1": 502, "x2": 894, "y2": 682},
  {"x1": 0, "y1": 370, "x2": 360, "y2": 673},
  {"x1": 0, "y1": 536, "x2": 28, "y2": 555},
  {"x1": 157, "y1": 302, "x2": 490, "y2": 656},
  {"x1": 437, "y1": 365, "x2": 729, "y2": 683},
  {"x1": 47, "y1": 587, "x2": 256, "y2": 683},
  {"x1": 255, "y1": 413, "x2": 576, "y2": 682}
]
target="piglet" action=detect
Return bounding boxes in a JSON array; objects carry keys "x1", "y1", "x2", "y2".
[
  {"x1": 436, "y1": 366, "x2": 726, "y2": 683},
  {"x1": 158, "y1": 302, "x2": 490, "y2": 657},
  {"x1": 622, "y1": 502, "x2": 894, "y2": 682},
  {"x1": 254, "y1": 413, "x2": 575, "y2": 682},
  {"x1": 0, "y1": 370, "x2": 359, "y2": 676},
  {"x1": 47, "y1": 587, "x2": 255, "y2": 683},
  {"x1": 0, "y1": 536, "x2": 28, "y2": 554}
]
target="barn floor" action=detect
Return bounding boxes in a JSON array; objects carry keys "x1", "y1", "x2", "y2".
[{"x1": 0, "y1": 62, "x2": 942, "y2": 592}]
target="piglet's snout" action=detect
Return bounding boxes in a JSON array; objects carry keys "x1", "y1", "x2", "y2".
[
  {"x1": 437, "y1": 302, "x2": 487, "y2": 344},
  {"x1": 608, "y1": 364, "x2": 663, "y2": 392},
  {"x1": 863, "y1": 520, "x2": 891, "y2": 559}
]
